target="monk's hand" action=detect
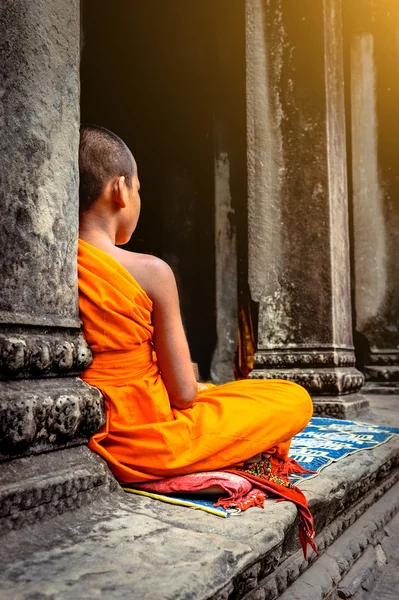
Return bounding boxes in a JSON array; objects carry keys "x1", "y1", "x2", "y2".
[{"x1": 197, "y1": 382, "x2": 209, "y2": 393}]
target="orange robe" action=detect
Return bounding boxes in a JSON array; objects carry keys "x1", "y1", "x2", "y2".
[{"x1": 78, "y1": 239, "x2": 313, "y2": 484}]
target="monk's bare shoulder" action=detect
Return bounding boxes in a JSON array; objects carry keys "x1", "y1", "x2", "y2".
[
  {"x1": 108, "y1": 247, "x2": 196, "y2": 407},
  {"x1": 111, "y1": 247, "x2": 175, "y2": 303}
]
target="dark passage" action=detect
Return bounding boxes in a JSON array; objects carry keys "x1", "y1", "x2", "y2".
[{"x1": 80, "y1": 1, "x2": 218, "y2": 377}]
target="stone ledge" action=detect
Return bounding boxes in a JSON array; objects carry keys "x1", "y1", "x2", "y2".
[
  {"x1": 272, "y1": 482, "x2": 399, "y2": 600},
  {"x1": 0, "y1": 419, "x2": 398, "y2": 600},
  {"x1": 0, "y1": 446, "x2": 117, "y2": 534},
  {"x1": 365, "y1": 365, "x2": 399, "y2": 383},
  {"x1": 362, "y1": 382, "x2": 399, "y2": 395}
]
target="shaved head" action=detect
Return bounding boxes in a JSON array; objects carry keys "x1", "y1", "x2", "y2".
[{"x1": 79, "y1": 125, "x2": 135, "y2": 213}]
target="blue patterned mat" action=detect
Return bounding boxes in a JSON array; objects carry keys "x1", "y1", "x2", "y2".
[{"x1": 289, "y1": 417, "x2": 399, "y2": 484}]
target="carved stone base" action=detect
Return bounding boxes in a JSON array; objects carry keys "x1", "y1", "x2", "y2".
[
  {"x1": 364, "y1": 351, "x2": 399, "y2": 392},
  {"x1": 0, "y1": 327, "x2": 93, "y2": 379},
  {"x1": 248, "y1": 366, "x2": 364, "y2": 395},
  {"x1": 254, "y1": 348, "x2": 356, "y2": 368},
  {"x1": 311, "y1": 393, "x2": 370, "y2": 419},
  {"x1": 365, "y1": 365, "x2": 399, "y2": 383},
  {"x1": 0, "y1": 378, "x2": 104, "y2": 460}
]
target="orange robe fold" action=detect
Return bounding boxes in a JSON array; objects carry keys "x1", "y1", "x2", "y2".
[{"x1": 78, "y1": 239, "x2": 313, "y2": 484}]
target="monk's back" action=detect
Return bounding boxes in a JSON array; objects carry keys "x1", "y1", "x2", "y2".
[{"x1": 78, "y1": 239, "x2": 154, "y2": 353}]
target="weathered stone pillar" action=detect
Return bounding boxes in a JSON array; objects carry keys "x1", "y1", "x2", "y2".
[
  {"x1": 210, "y1": 5, "x2": 245, "y2": 385},
  {"x1": 246, "y1": 0, "x2": 366, "y2": 418},
  {"x1": 210, "y1": 127, "x2": 238, "y2": 384},
  {"x1": 349, "y1": 0, "x2": 399, "y2": 394},
  {"x1": 0, "y1": 0, "x2": 104, "y2": 461}
]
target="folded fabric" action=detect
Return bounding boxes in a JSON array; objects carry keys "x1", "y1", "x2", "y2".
[{"x1": 135, "y1": 470, "x2": 252, "y2": 502}]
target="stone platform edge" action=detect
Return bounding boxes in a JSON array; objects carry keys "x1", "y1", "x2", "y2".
[{"x1": 0, "y1": 426, "x2": 398, "y2": 600}]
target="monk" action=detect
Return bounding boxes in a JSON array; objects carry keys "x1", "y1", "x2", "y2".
[{"x1": 77, "y1": 125, "x2": 313, "y2": 485}]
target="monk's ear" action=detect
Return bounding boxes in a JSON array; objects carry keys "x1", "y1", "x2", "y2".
[{"x1": 111, "y1": 177, "x2": 127, "y2": 208}]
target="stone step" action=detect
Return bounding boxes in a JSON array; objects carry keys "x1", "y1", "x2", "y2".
[
  {"x1": 0, "y1": 445, "x2": 117, "y2": 535},
  {"x1": 0, "y1": 421, "x2": 398, "y2": 599},
  {"x1": 337, "y1": 544, "x2": 386, "y2": 599},
  {"x1": 273, "y1": 481, "x2": 399, "y2": 600},
  {"x1": 362, "y1": 510, "x2": 399, "y2": 600}
]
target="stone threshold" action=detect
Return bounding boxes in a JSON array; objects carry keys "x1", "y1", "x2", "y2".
[{"x1": 0, "y1": 425, "x2": 398, "y2": 600}]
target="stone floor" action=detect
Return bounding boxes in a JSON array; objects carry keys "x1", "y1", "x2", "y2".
[{"x1": 0, "y1": 394, "x2": 398, "y2": 600}]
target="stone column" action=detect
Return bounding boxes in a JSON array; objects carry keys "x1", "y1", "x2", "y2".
[
  {"x1": 210, "y1": 5, "x2": 245, "y2": 385},
  {"x1": 349, "y1": 0, "x2": 399, "y2": 393},
  {"x1": 246, "y1": 0, "x2": 366, "y2": 418},
  {"x1": 0, "y1": 0, "x2": 104, "y2": 461},
  {"x1": 210, "y1": 125, "x2": 238, "y2": 384}
]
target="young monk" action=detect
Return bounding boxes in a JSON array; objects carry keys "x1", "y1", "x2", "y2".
[{"x1": 77, "y1": 125, "x2": 313, "y2": 485}]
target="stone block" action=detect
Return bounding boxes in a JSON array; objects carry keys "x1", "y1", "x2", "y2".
[
  {"x1": 312, "y1": 394, "x2": 370, "y2": 419},
  {"x1": 0, "y1": 328, "x2": 92, "y2": 379},
  {"x1": 337, "y1": 545, "x2": 384, "y2": 598}
]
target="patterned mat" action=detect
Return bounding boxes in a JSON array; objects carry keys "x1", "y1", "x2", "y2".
[{"x1": 289, "y1": 417, "x2": 399, "y2": 484}]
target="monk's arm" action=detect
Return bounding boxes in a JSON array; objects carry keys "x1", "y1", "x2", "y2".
[{"x1": 146, "y1": 259, "x2": 198, "y2": 409}]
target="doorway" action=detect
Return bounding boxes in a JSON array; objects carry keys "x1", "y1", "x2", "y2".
[{"x1": 80, "y1": 0, "x2": 246, "y2": 379}]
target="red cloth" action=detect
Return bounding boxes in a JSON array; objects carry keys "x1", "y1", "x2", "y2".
[
  {"x1": 133, "y1": 456, "x2": 317, "y2": 558},
  {"x1": 223, "y1": 457, "x2": 317, "y2": 559},
  {"x1": 136, "y1": 471, "x2": 252, "y2": 502}
]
